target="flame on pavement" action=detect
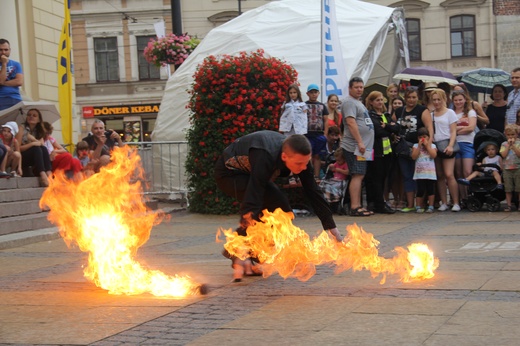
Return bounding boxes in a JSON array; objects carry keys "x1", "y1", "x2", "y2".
[
  {"x1": 218, "y1": 209, "x2": 439, "y2": 283},
  {"x1": 40, "y1": 146, "x2": 202, "y2": 297}
]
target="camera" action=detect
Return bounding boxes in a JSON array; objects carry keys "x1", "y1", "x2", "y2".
[{"x1": 104, "y1": 130, "x2": 113, "y2": 138}]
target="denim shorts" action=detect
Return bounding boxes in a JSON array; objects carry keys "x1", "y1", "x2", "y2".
[
  {"x1": 306, "y1": 134, "x2": 327, "y2": 155},
  {"x1": 455, "y1": 141, "x2": 475, "y2": 159}
]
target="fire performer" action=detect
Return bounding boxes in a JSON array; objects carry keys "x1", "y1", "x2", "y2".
[{"x1": 215, "y1": 130, "x2": 342, "y2": 281}]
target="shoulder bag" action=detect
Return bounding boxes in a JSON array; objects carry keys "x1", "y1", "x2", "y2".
[{"x1": 432, "y1": 111, "x2": 460, "y2": 158}]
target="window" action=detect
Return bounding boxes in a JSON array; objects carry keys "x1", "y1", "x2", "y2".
[
  {"x1": 450, "y1": 15, "x2": 475, "y2": 57},
  {"x1": 137, "y1": 36, "x2": 160, "y2": 80},
  {"x1": 406, "y1": 19, "x2": 421, "y2": 61},
  {"x1": 94, "y1": 37, "x2": 119, "y2": 82}
]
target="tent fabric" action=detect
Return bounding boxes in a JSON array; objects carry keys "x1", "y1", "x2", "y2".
[{"x1": 152, "y1": 0, "x2": 406, "y2": 192}]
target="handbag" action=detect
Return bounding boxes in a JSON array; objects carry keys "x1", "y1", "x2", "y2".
[
  {"x1": 395, "y1": 138, "x2": 414, "y2": 160},
  {"x1": 434, "y1": 139, "x2": 460, "y2": 158},
  {"x1": 432, "y1": 111, "x2": 460, "y2": 158}
]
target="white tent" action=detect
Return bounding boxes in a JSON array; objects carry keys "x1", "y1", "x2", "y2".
[{"x1": 152, "y1": 0, "x2": 407, "y2": 193}]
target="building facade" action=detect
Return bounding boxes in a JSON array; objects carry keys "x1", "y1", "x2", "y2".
[
  {"x1": 70, "y1": 0, "x2": 520, "y2": 140},
  {"x1": 70, "y1": 0, "x2": 273, "y2": 141}
]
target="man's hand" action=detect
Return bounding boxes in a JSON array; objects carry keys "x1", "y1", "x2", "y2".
[
  {"x1": 329, "y1": 228, "x2": 343, "y2": 242},
  {"x1": 357, "y1": 142, "x2": 366, "y2": 154},
  {"x1": 0, "y1": 55, "x2": 8, "y2": 65}
]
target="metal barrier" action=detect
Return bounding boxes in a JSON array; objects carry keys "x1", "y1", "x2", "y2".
[{"x1": 129, "y1": 141, "x2": 190, "y2": 204}]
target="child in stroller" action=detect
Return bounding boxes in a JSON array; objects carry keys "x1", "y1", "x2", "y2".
[
  {"x1": 457, "y1": 129, "x2": 506, "y2": 211},
  {"x1": 320, "y1": 148, "x2": 350, "y2": 214}
]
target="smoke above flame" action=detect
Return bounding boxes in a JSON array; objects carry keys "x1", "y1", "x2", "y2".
[
  {"x1": 40, "y1": 146, "x2": 202, "y2": 297},
  {"x1": 218, "y1": 209, "x2": 439, "y2": 284}
]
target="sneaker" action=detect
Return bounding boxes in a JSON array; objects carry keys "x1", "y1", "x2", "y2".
[
  {"x1": 0, "y1": 171, "x2": 10, "y2": 179},
  {"x1": 438, "y1": 203, "x2": 449, "y2": 211},
  {"x1": 401, "y1": 207, "x2": 415, "y2": 213},
  {"x1": 457, "y1": 178, "x2": 470, "y2": 186},
  {"x1": 426, "y1": 206, "x2": 434, "y2": 213},
  {"x1": 451, "y1": 204, "x2": 461, "y2": 212},
  {"x1": 416, "y1": 207, "x2": 424, "y2": 213}
]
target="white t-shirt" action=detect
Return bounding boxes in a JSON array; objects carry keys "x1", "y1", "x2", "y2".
[
  {"x1": 455, "y1": 109, "x2": 477, "y2": 143},
  {"x1": 433, "y1": 109, "x2": 458, "y2": 142}
]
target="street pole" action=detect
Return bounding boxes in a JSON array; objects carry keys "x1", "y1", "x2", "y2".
[
  {"x1": 171, "y1": 0, "x2": 182, "y2": 35},
  {"x1": 238, "y1": 0, "x2": 242, "y2": 15}
]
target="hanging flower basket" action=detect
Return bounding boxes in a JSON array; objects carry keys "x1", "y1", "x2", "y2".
[{"x1": 143, "y1": 33, "x2": 200, "y2": 68}]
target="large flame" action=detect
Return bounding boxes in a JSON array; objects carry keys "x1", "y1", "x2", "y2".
[
  {"x1": 40, "y1": 146, "x2": 202, "y2": 297},
  {"x1": 218, "y1": 209, "x2": 439, "y2": 283}
]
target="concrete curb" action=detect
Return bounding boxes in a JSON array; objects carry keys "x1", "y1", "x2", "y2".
[{"x1": 0, "y1": 227, "x2": 61, "y2": 250}]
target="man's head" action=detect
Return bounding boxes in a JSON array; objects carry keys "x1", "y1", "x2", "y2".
[
  {"x1": 0, "y1": 39, "x2": 11, "y2": 58},
  {"x1": 511, "y1": 67, "x2": 520, "y2": 90},
  {"x1": 348, "y1": 77, "x2": 364, "y2": 99},
  {"x1": 91, "y1": 119, "x2": 106, "y2": 137},
  {"x1": 281, "y1": 134, "x2": 312, "y2": 174},
  {"x1": 306, "y1": 84, "x2": 320, "y2": 102}
]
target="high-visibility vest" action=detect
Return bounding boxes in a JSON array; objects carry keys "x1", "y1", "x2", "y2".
[{"x1": 382, "y1": 114, "x2": 392, "y2": 155}]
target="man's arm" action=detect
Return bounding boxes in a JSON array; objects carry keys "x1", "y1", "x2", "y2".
[
  {"x1": 0, "y1": 58, "x2": 23, "y2": 87},
  {"x1": 0, "y1": 56, "x2": 7, "y2": 84},
  {"x1": 346, "y1": 116, "x2": 364, "y2": 153},
  {"x1": 2, "y1": 73, "x2": 23, "y2": 87}
]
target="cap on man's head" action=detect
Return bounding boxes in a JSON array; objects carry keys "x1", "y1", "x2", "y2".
[
  {"x1": 424, "y1": 82, "x2": 438, "y2": 91},
  {"x1": 307, "y1": 83, "x2": 320, "y2": 92},
  {"x1": 1, "y1": 121, "x2": 18, "y2": 136}
]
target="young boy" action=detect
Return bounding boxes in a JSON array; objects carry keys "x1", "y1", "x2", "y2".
[
  {"x1": 305, "y1": 83, "x2": 329, "y2": 178},
  {"x1": 411, "y1": 127, "x2": 437, "y2": 213},
  {"x1": 500, "y1": 124, "x2": 520, "y2": 211},
  {"x1": 458, "y1": 143, "x2": 503, "y2": 188}
]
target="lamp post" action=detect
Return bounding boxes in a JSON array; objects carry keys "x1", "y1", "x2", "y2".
[{"x1": 238, "y1": 0, "x2": 242, "y2": 15}]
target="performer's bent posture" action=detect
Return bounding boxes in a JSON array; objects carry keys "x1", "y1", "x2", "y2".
[{"x1": 215, "y1": 131, "x2": 342, "y2": 281}]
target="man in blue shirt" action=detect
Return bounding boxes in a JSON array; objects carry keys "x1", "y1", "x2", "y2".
[{"x1": 0, "y1": 39, "x2": 23, "y2": 111}]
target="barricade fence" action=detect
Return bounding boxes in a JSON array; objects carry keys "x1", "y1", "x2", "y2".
[{"x1": 129, "y1": 141, "x2": 190, "y2": 204}]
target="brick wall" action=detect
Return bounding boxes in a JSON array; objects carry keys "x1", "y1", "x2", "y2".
[{"x1": 494, "y1": 0, "x2": 520, "y2": 15}]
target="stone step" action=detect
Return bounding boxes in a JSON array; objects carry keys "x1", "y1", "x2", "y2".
[
  {"x1": 0, "y1": 212, "x2": 53, "y2": 236},
  {"x1": 0, "y1": 199, "x2": 47, "y2": 219},
  {"x1": 0, "y1": 187, "x2": 46, "y2": 203},
  {"x1": 0, "y1": 176, "x2": 40, "y2": 190}
]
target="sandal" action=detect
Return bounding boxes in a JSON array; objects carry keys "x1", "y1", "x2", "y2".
[
  {"x1": 504, "y1": 205, "x2": 512, "y2": 212},
  {"x1": 350, "y1": 207, "x2": 372, "y2": 216}
]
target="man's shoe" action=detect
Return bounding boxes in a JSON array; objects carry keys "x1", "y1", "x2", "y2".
[
  {"x1": 376, "y1": 205, "x2": 396, "y2": 214},
  {"x1": 401, "y1": 207, "x2": 414, "y2": 213}
]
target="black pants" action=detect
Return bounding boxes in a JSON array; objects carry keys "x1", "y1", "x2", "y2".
[
  {"x1": 365, "y1": 155, "x2": 392, "y2": 210},
  {"x1": 22, "y1": 146, "x2": 52, "y2": 176},
  {"x1": 214, "y1": 157, "x2": 291, "y2": 235}
]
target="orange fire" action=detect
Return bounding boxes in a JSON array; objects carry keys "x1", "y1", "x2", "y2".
[
  {"x1": 218, "y1": 209, "x2": 439, "y2": 284},
  {"x1": 40, "y1": 146, "x2": 203, "y2": 297}
]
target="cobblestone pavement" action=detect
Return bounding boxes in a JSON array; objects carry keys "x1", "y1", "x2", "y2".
[{"x1": 1, "y1": 210, "x2": 520, "y2": 345}]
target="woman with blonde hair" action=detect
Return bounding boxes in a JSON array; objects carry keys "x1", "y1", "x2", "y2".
[
  {"x1": 364, "y1": 91, "x2": 400, "y2": 213},
  {"x1": 385, "y1": 83, "x2": 399, "y2": 115},
  {"x1": 430, "y1": 89, "x2": 461, "y2": 212},
  {"x1": 452, "y1": 90, "x2": 477, "y2": 203}
]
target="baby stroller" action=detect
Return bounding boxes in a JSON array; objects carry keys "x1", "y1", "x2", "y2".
[
  {"x1": 461, "y1": 129, "x2": 506, "y2": 212},
  {"x1": 319, "y1": 152, "x2": 350, "y2": 215}
]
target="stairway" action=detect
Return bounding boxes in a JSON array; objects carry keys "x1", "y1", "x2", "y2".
[{"x1": 0, "y1": 177, "x2": 57, "y2": 249}]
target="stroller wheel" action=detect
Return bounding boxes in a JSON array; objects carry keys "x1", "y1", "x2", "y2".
[
  {"x1": 486, "y1": 197, "x2": 500, "y2": 212},
  {"x1": 466, "y1": 197, "x2": 482, "y2": 212}
]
